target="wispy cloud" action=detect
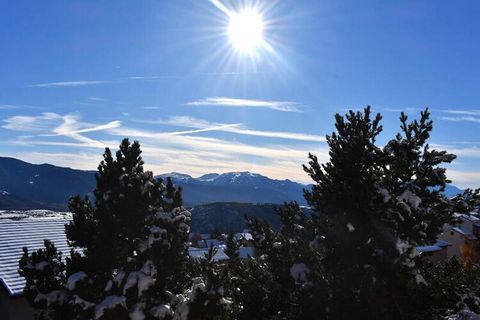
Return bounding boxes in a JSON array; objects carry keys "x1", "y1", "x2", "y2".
[
  {"x1": 51, "y1": 120, "x2": 121, "y2": 136},
  {"x1": 3, "y1": 112, "x2": 119, "y2": 149},
  {"x1": 185, "y1": 97, "x2": 302, "y2": 112},
  {"x1": 441, "y1": 110, "x2": 480, "y2": 116},
  {"x1": 29, "y1": 80, "x2": 110, "y2": 88},
  {"x1": 3, "y1": 112, "x2": 327, "y2": 183},
  {"x1": 87, "y1": 97, "x2": 105, "y2": 101},
  {"x1": 144, "y1": 116, "x2": 326, "y2": 142},
  {"x1": 436, "y1": 109, "x2": 480, "y2": 123},
  {"x1": 109, "y1": 126, "x2": 318, "y2": 160},
  {"x1": 440, "y1": 116, "x2": 480, "y2": 123},
  {"x1": 128, "y1": 72, "x2": 247, "y2": 80},
  {"x1": 127, "y1": 75, "x2": 180, "y2": 80},
  {"x1": 2, "y1": 113, "x2": 62, "y2": 131},
  {"x1": 0, "y1": 104, "x2": 22, "y2": 109},
  {"x1": 446, "y1": 169, "x2": 480, "y2": 189},
  {"x1": 381, "y1": 107, "x2": 424, "y2": 113},
  {"x1": 431, "y1": 144, "x2": 480, "y2": 158},
  {"x1": 28, "y1": 72, "x2": 251, "y2": 89},
  {"x1": 107, "y1": 126, "x2": 327, "y2": 183}
]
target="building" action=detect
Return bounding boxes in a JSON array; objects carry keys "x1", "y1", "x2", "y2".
[
  {"x1": 234, "y1": 231, "x2": 254, "y2": 247},
  {"x1": 238, "y1": 246, "x2": 255, "y2": 259},
  {"x1": 437, "y1": 213, "x2": 480, "y2": 263},
  {"x1": 188, "y1": 246, "x2": 230, "y2": 262},
  {"x1": 0, "y1": 214, "x2": 72, "y2": 320},
  {"x1": 416, "y1": 240, "x2": 451, "y2": 263}
]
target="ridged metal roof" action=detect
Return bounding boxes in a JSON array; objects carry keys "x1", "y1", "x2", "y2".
[
  {"x1": 0, "y1": 218, "x2": 72, "y2": 296},
  {"x1": 188, "y1": 247, "x2": 230, "y2": 261}
]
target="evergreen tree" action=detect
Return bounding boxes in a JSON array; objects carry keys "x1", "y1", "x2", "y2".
[
  {"x1": 19, "y1": 139, "x2": 193, "y2": 319},
  {"x1": 224, "y1": 232, "x2": 239, "y2": 260},
  {"x1": 421, "y1": 258, "x2": 480, "y2": 317},
  {"x1": 17, "y1": 110, "x2": 480, "y2": 320},
  {"x1": 227, "y1": 107, "x2": 478, "y2": 320},
  {"x1": 210, "y1": 227, "x2": 223, "y2": 241},
  {"x1": 228, "y1": 204, "x2": 327, "y2": 320},
  {"x1": 302, "y1": 107, "x2": 474, "y2": 319},
  {"x1": 180, "y1": 247, "x2": 234, "y2": 320}
]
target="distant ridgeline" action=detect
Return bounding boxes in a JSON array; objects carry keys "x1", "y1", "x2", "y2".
[
  {"x1": 0, "y1": 157, "x2": 96, "y2": 210},
  {"x1": 189, "y1": 202, "x2": 314, "y2": 233},
  {"x1": 0, "y1": 157, "x2": 310, "y2": 209},
  {"x1": 0, "y1": 205, "x2": 311, "y2": 234},
  {"x1": 155, "y1": 171, "x2": 310, "y2": 206},
  {"x1": 0, "y1": 157, "x2": 463, "y2": 233}
]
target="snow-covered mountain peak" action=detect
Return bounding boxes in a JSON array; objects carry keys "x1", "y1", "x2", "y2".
[
  {"x1": 197, "y1": 173, "x2": 220, "y2": 182},
  {"x1": 192, "y1": 171, "x2": 276, "y2": 187},
  {"x1": 157, "y1": 172, "x2": 193, "y2": 181}
]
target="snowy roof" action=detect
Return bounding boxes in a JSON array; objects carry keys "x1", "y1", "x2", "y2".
[
  {"x1": 188, "y1": 247, "x2": 229, "y2": 262},
  {"x1": 0, "y1": 217, "x2": 72, "y2": 296},
  {"x1": 452, "y1": 227, "x2": 478, "y2": 240},
  {"x1": 205, "y1": 239, "x2": 222, "y2": 249},
  {"x1": 188, "y1": 233, "x2": 211, "y2": 240},
  {"x1": 234, "y1": 232, "x2": 253, "y2": 242},
  {"x1": 238, "y1": 247, "x2": 255, "y2": 259},
  {"x1": 455, "y1": 213, "x2": 480, "y2": 223},
  {"x1": 435, "y1": 239, "x2": 451, "y2": 247},
  {"x1": 416, "y1": 245, "x2": 443, "y2": 253},
  {"x1": 416, "y1": 240, "x2": 452, "y2": 253}
]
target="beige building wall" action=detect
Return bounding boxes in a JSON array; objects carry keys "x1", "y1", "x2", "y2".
[{"x1": 438, "y1": 228, "x2": 467, "y2": 260}]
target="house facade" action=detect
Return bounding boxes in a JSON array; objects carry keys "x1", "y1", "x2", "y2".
[{"x1": 437, "y1": 213, "x2": 480, "y2": 263}]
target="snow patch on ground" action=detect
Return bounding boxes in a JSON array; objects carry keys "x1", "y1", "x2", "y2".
[{"x1": 0, "y1": 210, "x2": 71, "y2": 220}]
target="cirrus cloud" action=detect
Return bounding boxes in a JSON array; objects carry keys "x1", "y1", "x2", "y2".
[
  {"x1": 138, "y1": 116, "x2": 326, "y2": 142},
  {"x1": 185, "y1": 97, "x2": 302, "y2": 112},
  {"x1": 28, "y1": 80, "x2": 110, "y2": 88}
]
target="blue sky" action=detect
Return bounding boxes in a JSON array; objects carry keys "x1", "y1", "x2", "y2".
[{"x1": 1, "y1": 0, "x2": 480, "y2": 187}]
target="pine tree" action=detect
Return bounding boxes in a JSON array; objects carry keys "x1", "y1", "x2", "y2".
[
  {"x1": 19, "y1": 139, "x2": 192, "y2": 319},
  {"x1": 227, "y1": 107, "x2": 478, "y2": 320},
  {"x1": 301, "y1": 107, "x2": 467, "y2": 319},
  {"x1": 226, "y1": 203, "x2": 328, "y2": 320},
  {"x1": 210, "y1": 227, "x2": 223, "y2": 241},
  {"x1": 224, "y1": 232, "x2": 239, "y2": 260},
  {"x1": 421, "y1": 258, "x2": 480, "y2": 317},
  {"x1": 180, "y1": 247, "x2": 234, "y2": 320}
]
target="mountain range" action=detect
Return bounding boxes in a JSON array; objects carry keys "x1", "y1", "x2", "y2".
[
  {"x1": 156, "y1": 172, "x2": 309, "y2": 206},
  {"x1": 0, "y1": 157, "x2": 465, "y2": 211},
  {"x1": 0, "y1": 157, "x2": 96, "y2": 210},
  {"x1": 0, "y1": 157, "x2": 309, "y2": 209}
]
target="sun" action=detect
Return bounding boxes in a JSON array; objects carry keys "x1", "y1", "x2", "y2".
[{"x1": 228, "y1": 8, "x2": 265, "y2": 53}]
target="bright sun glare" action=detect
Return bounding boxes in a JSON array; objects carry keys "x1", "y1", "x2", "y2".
[{"x1": 228, "y1": 9, "x2": 265, "y2": 53}]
